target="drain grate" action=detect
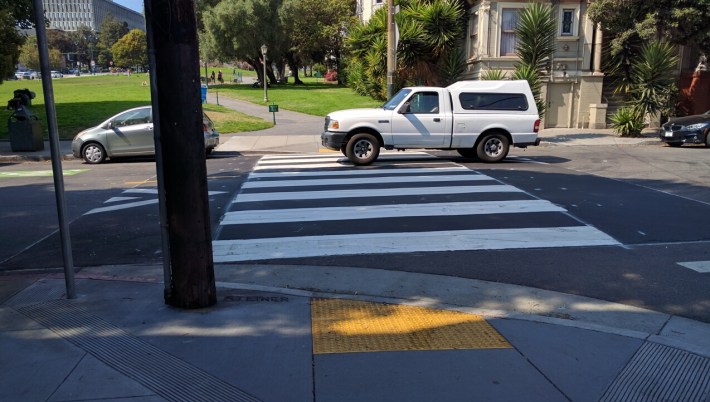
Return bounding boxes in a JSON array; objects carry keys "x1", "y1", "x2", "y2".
[
  {"x1": 17, "y1": 300, "x2": 262, "y2": 402},
  {"x1": 601, "y1": 342, "x2": 710, "y2": 401}
]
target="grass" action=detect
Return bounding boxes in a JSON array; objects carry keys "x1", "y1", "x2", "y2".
[
  {"x1": 206, "y1": 76, "x2": 383, "y2": 116},
  {"x1": 0, "y1": 72, "x2": 381, "y2": 140}
]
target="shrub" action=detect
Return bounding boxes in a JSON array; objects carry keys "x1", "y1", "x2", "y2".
[
  {"x1": 312, "y1": 63, "x2": 327, "y2": 76},
  {"x1": 480, "y1": 69, "x2": 507, "y2": 80},
  {"x1": 609, "y1": 107, "x2": 644, "y2": 137},
  {"x1": 325, "y1": 70, "x2": 338, "y2": 82}
]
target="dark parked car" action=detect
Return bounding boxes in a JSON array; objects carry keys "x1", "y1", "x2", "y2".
[
  {"x1": 659, "y1": 111, "x2": 710, "y2": 147},
  {"x1": 72, "y1": 106, "x2": 219, "y2": 164}
]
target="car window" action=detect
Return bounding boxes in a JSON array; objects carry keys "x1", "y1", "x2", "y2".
[
  {"x1": 459, "y1": 93, "x2": 528, "y2": 111},
  {"x1": 406, "y1": 92, "x2": 440, "y2": 114},
  {"x1": 112, "y1": 108, "x2": 152, "y2": 128}
]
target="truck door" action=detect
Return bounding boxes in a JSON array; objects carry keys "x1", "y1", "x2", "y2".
[{"x1": 390, "y1": 91, "x2": 449, "y2": 147}]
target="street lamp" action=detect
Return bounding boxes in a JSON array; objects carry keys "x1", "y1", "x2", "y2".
[{"x1": 261, "y1": 44, "x2": 268, "y2": 102}]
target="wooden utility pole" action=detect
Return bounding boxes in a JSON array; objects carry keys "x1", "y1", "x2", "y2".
[{"x1": 145, "y1": 0, "x2": 216, "y2": 308}]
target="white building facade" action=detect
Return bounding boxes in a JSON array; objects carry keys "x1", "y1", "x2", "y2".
[
  {"x1": 464, "y1": 0, "x2": 606, "y2": 128},
  {"x1": 43, "y1": 0, "x2": 145, "y2": 32}
]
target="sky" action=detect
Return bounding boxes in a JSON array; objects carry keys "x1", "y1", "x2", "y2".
[{"x1": 114, "y1": 0, "x2": 143, "y2": 14}]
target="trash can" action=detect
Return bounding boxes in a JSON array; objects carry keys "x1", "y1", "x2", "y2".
[
  {"x1": 8, "y1": 115, "x2": 43, "y2": 152},
  {"x1": 201, "y1": 84, "x2": 207, "y2": 103}
]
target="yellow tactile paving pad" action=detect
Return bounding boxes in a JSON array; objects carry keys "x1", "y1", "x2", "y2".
[{"x1": 311, "y1": 298, "x2": 511, "y2": 354}]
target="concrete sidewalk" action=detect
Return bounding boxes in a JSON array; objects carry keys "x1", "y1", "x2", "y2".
[{"x1": 2, "y1": 264, "x2": 709, "y2": 401}]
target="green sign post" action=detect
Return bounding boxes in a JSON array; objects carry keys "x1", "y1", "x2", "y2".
[{"x1": 268, "y1": 104, "x2": 279, "y2": 124}]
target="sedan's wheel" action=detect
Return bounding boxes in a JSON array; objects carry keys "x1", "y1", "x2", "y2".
[
  {"x1": 476, "y1": 133, "x2": 509, "y2": 163},
  {"x1": 705, "y1": 133, "x2": 710, "y2": 148},
  {"x1": 82, "y1": 143, "x2": 106, "y2": 164},
  {"x1": 345, "y1": 133, "x2": 380, "y2": 165},
  {"x1": 457, "y1": 148, "x2": 477, "y2": 159},
  {"x1": 340, "y1": 145, "x2": 347, "y2": 156}
]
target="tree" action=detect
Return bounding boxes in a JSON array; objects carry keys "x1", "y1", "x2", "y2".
[
  {"x1": 97, "y1": 14, "x2": 130, "y2": 68},
  {"x1": 68, "y1": 25, "x2": 98, "y2": 69},
  {"x1": 19, "y1": 35, "x2": 65, "y2": 70},
  {"x1": 280, "y1": 0, "x2": 356, "y2": 84},
  {"x1": 347, "y1": 0, "x2": 465, "y2": 100},
  {"x1": 588, "y1": 0, "x2": 710, "y2": 57},
  {"x1": 513, "y1": 2, "x2": 556, "y2": 118},
  {"x1": 201, "y1": 0, "x2": 283, "y2": 84},
  {"x1": 47, "y1": 29, "x2": 74, "y2": 55},
  {"x1": 111, "y1": 29, "x2": 148, "y2": 69},
  {"x1": 0, "y1": 0, "x2": 34, "y2": 83}
]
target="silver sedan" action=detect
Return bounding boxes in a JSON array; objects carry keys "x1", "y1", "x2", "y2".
[{"x1": 72, "y1": 106, "x2": 219, "y2": 164}]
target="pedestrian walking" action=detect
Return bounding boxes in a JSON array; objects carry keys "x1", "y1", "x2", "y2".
[
  {"x1": 210, "y1": 71, "x2": 215, "y2": 83},
  {"x1": 218, "y1": 71, "x2": 223, "y2": 84}
]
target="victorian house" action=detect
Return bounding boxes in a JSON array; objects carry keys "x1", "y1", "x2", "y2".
[{"x1": 355, "y1": 0, "x2": 705, "y2": 128}]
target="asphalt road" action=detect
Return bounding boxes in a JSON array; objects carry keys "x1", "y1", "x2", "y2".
[{"x1": 1, "y1": 143, "x2": 709, "y2": 322}]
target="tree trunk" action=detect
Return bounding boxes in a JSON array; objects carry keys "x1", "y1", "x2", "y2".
[{"x1": 286, "y1": 53, "x2": 304, "y2": 84}]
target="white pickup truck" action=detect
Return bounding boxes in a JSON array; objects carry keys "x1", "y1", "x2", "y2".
[{"x1": 321, "y1": 80, "x2": 541, "y2": 165}]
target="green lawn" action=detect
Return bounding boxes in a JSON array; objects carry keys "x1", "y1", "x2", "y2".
[
  {"x1": 205, "y1": 76, "x2": 383, "y2": 116},
  {"x1": 1, "y1": 73, "x2": 379, "y2": 140}
]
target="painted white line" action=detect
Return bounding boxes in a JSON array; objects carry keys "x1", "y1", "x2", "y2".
[
  {"x1": 105, "y1": 196, "x2": 140, "y2": 203},
  {"x1": 254, "y1": 161, "x2": 454, "y2": 170},
  {"x1": 222, "y1": 200, "x2": 566, "y2": 224},
  {"x1": 235, "y1": 184, "x2": 521, "y2": 203},
  {"x1": 212, "y1": 226, "x2": 621, "y2": 262},
  {"x1": 124, "y1": 188, "x2": 159, "y2": 194},
  {"x1": 86, "y1": 199, "x2": 158, "y2": 214},
  {"x1": 242, "y1": 174, "x2": 493, "y2": 189},
  {"x1": 88, "y1": 191, "x2": 227, "y2": 214},
  {"x1": 254, "y1": 154, "x2": 440, "y2": 170},
  {"x1": 249, "y1": 167, "x2": 470, "y2": 178},
  {"x1": 677, "y1": 261, "x2": 710, "y2": 273},
  {"x1": 259, "y1": 151, "x2": 431, "y2": 161}
]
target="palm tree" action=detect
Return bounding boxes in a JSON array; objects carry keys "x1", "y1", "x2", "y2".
[
  {"x1": 515, "y1": 2, "x2": 556, "y2": 76},
  {"x1": 630, "y1": 40, "x2": 678, "y2": 120},
  {"x1": 513, "y1": 2, "x2": 556, "y2": 118},
  {"x1": 345, "y1": 0, "x2": 465, "y2": 100}
]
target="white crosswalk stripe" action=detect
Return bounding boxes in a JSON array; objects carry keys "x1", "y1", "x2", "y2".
[{"x1": 213, "y1": 153, "x2": 620, "y2": 262}]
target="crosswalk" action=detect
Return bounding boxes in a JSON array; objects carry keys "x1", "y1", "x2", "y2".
[{"x1": 212, "y1": 152, "x2": 620, "y2": 262}]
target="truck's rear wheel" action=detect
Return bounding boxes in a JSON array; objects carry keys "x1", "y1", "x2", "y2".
[
  {"x1": 476, "y1": 133, "x2": 509, "y2": 163},
  {"x1": 346, "y1": 133, "x2": 380, "y2": 165}
]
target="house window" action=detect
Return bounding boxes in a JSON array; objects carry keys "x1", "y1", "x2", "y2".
[
  {"x1": 469, "y1": 13, "x2": 479, "y2": 59},
  {"x1": 561, "y1": 9, "x2": 574, "y2": 36},
  {"x1": 500, "y1": 9, "x2": 519, "y2": 56}
]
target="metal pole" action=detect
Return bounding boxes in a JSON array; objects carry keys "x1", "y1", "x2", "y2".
[
  {"x1": 263, "y1": 54, "x2": 268, "y2": 102},
  {"x1": 386, "y1": 0, "x2": 395, "y2": 99},
  {"x1": 32, "y1": 0, "x2": 76, "y2": 299}
]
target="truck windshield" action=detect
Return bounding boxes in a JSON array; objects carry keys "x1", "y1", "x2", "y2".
[{"x1": 383, "y1": 89, "x2": 412, "y2": 110}]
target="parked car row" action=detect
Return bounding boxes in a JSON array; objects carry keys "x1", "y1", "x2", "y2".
[
  {"x1": 13, "y1": 70, "x2": 64, "y2": 79},
  {"x1": 72, "y1": 106, "x2": 220, "y2": 164}
]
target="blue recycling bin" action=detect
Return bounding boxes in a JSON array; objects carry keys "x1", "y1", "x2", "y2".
[{"x1": 200, "y1": 84, "x2": 207, "y2": 103}]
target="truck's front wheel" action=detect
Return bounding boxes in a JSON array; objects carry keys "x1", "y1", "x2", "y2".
[
  {"x1": 476, "y1": 133, "x2": 509, "y2": 163},
  {"x1": 346, "y1": 133, "x2": 380, "y2": 165}
]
